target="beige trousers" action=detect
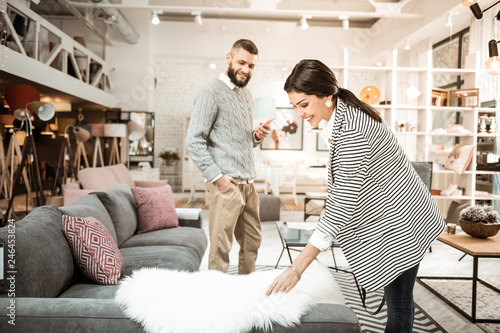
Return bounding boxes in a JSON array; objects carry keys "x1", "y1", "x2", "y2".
[{"x1": 205, "y1": 182, "x2": 262, "y2": 274}]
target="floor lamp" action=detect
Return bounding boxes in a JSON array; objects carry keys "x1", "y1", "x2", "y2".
[
  {"x1": 74, "y1": 126, "x2": 91, "y2": 169},
  {"x1": 90, "y1": 123, "x2": 105, "y2": 167},
  {"x1": 4, "y1": 101, "x2": 55, "y2": 224},
  {"x1": 51, "y1": 125, "x2": 89, "y2": 196},
  {"x1": 104, "y1": 123, "x2": 126, "y2": 165}
]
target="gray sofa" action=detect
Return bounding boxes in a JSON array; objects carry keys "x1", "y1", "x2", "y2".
[{"x1": 0, "y1": 184, "x2": 360, "y2": 333}]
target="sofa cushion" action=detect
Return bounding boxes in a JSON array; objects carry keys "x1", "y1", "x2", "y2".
[
  {"x1": 62, "y1": 215, "x2": 124, "y2": 285},
  {"x1": 58, "y1": 282, "x2": 119, "y2": 299},
  {"x1": 0, "y1": 206, "x2": 77, "y2": 297},
  {"x1": 121, "y1": 227, "x2": 207, "y2": 262},
  {"x1": 59, "y1": 194, "x2": 118, "y2": 245},
  {"x1": 109, "y1": 163, "x2": 136, "y2": 188},
  {"x1": 131, "y1": 185, "x2": 179, "y2": 234},
  {"x1": 91, "y1": 184, "x2": 138, "y2": 246},
  {"x1": 121, "y1": 246, "x2": 202, "y2": 275},
  {"x1": 78, "y1": 166, "x2": 119, "y2": 190}
]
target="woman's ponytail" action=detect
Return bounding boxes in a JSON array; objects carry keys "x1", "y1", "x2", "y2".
[{"x1": 337, "y1": 88, "x2": 382, "y2": 123}]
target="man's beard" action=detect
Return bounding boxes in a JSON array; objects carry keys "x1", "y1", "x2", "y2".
[{"x1": 227, "y1": 64, "x2": 251, "y2": 87}]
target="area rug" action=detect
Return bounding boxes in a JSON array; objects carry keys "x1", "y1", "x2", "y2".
[
  {"x1": 227, "y1": 266, "x2": 448, "y2": 333},
  {"x1": 115, "y1": 261, "x2": 343, "y2": 333},
  {"x1": 417, "y1": 277, "x2": 500, "y2": 333},
  {"x1": 174, "y1": 197, "x2": 308, "y2": 211}
]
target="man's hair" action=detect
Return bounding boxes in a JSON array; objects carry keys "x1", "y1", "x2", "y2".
[{"x1": 231, "y1": 39, "x2": 259, "y2": 55}]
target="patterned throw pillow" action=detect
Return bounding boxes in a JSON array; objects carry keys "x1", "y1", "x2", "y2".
[
  {"x1": 62, "y1": 215, "x2": 124, "y2": 285},
  {"x1": 131, "y1": 185, "x2": 179, "y2": 234},
  {"x1": 444, "y1": 144, "x2": 475, "y2": 175}
]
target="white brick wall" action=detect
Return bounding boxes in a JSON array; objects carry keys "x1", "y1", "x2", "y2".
[{"x1": 153, "y1": 58, "x2": 382, "y2": 188}]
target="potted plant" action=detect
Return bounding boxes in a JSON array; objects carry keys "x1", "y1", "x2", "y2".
[
  {"x1": 459, "y1": 204, "x2": 500, "y2": 239},
  {"x1": 159, "y1": 150, "x2": 180, "y2": 166}
]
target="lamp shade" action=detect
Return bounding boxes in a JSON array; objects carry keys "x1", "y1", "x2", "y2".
[
  {"x1": 254, "y1": 97, "x2": 277, "y2": 120},
  {"x1": 13, "y1": 108, "x2": 29, "y2": 121},
  {"x1": 127, "y1": 120, "x2": 146, "y2": 141},
  {"x1": 359, "y1": 86, "x2": 381, "y2": 105},
  {"x1": 29, "y1": 101, "x2": 55, "y2": 121},
  {"x1": 73, "y1": 126, "x2": 90, "y2": 142},
  {"x1": 104, "y1": 123, "x2": 127, "y2": 137},
  {"x1": 90, "y1": 123, "x2": 105, "y2": 137},
  {"x1": 4, "y1": 84, "x2": 40, "y2": 112}
]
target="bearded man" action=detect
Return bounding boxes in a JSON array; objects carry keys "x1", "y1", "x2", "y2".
[{"x1": 186, "y1": 39, "x2": 272, "y2": 274}]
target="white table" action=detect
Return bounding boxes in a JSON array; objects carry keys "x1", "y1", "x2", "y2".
[
  {"x1": 255, "y1": 165, "x2": 286, "y2": 195},
  {"x1": 129, "y1": 167, "x2": 160, "y2": 181}
]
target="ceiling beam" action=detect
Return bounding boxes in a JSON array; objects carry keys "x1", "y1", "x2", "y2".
[{"x1": 67, "y1": 2, "x2": 423, "y2": 21}]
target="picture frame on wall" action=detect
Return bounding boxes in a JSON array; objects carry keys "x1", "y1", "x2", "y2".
[
  {"x1": 261, "y1": 107, "x2": 303, "y2": 150},
  {"x1": 316, "y1": 133, "x2": 329, "y2": 151}
]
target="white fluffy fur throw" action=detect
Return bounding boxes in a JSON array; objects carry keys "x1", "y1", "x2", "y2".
[{"x1": 115, "y1": 261, "x2": 343, "y2": 333}]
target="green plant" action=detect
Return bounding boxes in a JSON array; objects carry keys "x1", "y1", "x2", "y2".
[
  {"x1": 159, "y1": 150, "x2": 180, "y2": 162},
  {"x1": 459, "y1": 204, "x2": 499, "y2": 224}
]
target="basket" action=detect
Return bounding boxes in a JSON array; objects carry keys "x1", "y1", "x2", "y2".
[{"x1": 459, "y1": 220, "x2": 500, "y2": 239}]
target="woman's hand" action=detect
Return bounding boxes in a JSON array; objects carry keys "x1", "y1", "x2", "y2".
[{"x1": 266, "y1": 266, "x2": 300, "y2": 296}]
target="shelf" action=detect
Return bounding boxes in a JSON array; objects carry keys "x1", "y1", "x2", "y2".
[
  {"x1": 348, "y1": 65, "x2": 393, "y2": 73},
  {"x1": 477, "y1": 133, "x2": 499, "y2": 138},
  {"x1": 477, "y1": 108, "x2": 499, "y2": 113},
  {"x1": 431, "y1": 68, "x2": 477, "y2": 74},
  {"x1": 476, "y1": 170, "x2": 500, "y2": 175},
  {"x1": 396, "y1": 67, "x2": 428, "y2": 73},
  {"x1": 433, "y1": 170, "x2": 474, "y2": 175},
  {"x1": 429, "y1": 133, "x2": 473, "y2": 137},
  {"x1": 432, "y1": 195, "x2": 473, "y2": 200},
  {"x1": 430, "y1": 106, "x2": 475, "y2": 112},
  {"x1": 394, "y1": 131, "x2": 426, "y2": 136},
  {"x1": 394, "y1": 105, "x2": 427, "y2": 110}
]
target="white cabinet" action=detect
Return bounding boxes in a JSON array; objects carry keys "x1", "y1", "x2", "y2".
[{"x1": 339, "y1": 48, "x2": 499, "y2": 216}]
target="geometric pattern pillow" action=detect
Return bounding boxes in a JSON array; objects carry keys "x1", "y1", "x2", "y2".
[
  {"x1": 444, "y1": 144, "x2": 475, "y2": 175},
  {"x1": 131, "y1": 185, "x2": 179, "y2": 234},
  {"x1": 62, "y1": 215, "x2": 124, "y2": 285}
]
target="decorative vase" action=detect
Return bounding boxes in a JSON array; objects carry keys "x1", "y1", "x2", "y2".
[{"x1": 459, "y1": 220, "x2": 500, "y2": 239}]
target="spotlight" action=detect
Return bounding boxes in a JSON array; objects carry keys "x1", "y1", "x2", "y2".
[
  {"x1": 486, "y1": 40, "x2": 500, "y2": 76},
  {"x1": 404, "y1": 39, "x2": 411, "y2": 51},
  {"x1": 300, "y1": 16, "x2": 309, "y2": 30},
  {"x1": 446, "y1": 13, "x2": 453, "y2": 27},
  {"x1": 339, "y1": 16, "x2": 349, "y2": 30},
  {"x1": 209, "y1": 63, "x2": 217, "y2": 70},
  {"x1": 192, "y1": 11, "x2": 203, "y2": 25},
  {"x1": 151, "y1": 12, "x2": 160, "y2": 25},
  {"x1": 462, "y1": 0, "x2": 500, "y2": 20}
]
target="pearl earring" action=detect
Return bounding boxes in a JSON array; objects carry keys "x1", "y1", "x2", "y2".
[{"x1": 325, "y1": 100, "x2": 333, "y2": 108}]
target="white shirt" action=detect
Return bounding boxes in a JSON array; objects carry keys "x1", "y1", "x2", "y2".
[{"x1": 309, "y1": 105, "x2": 337, "y2": 252}]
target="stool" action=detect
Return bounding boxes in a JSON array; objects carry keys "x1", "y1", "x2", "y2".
[{"x1": 258, "y1": 193, "x2": 280, "y2": 222}]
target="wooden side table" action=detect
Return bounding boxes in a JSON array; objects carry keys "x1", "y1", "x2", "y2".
[
  {"x1": 418, "y1": 233, "x2": 500, "y2": 323},
  {"x1": 304, "y1": 192, "x2": 327, "y2": 221}
]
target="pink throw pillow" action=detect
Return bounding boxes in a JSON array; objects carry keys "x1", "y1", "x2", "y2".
[
  {"x1": 444, "y1": 144, "x2": 475, "y2": 175},
  {"x1": 62, "y1": 215, "x2": 124, "y2": 285},
  {"x1": 131, "y1": 185, "x2": 179, "y2": 234}
]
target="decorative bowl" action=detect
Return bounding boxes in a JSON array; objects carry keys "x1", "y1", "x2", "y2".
[{"x1": 459, "y1": 220, "x2": 500, "y2": 239}]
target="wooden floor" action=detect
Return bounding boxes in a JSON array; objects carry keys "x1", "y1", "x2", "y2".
[{"x1": 197, "y1": 194, "x2": 500, "y2": 333}]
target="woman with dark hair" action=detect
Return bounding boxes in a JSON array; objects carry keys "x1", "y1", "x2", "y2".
[{"x1": 266, "y1": 59, "x2": 445, "y2": 333}]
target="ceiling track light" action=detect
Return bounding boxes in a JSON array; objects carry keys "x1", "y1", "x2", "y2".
[
  {"x1": 446, "y1": 13, "x2": 453, "y2": 27},
  {"x1": 462, "y1": 0, "x2": 500, "y2": 20},
  {"x1": 151, "y1": 10, "x2": 163, "y2": 25},
  {"x1": 486, "y1": 39, "x2": 500, "y2": 76},
  {"x1": 192, "y1": 11, "x2": 203, "y2": 25},
  {"x1": 300, "y1": 15, "x2": 309, "y2": 30},
  {"x1": 404, "y1": 39, "x2": 411, "y2": 51},
  {"x1": 339, "y1": 16, "x2": 349, "y2": 30}
]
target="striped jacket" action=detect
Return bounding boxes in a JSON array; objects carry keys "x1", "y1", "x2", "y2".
[{"x1": 318, "y1": 99, "x2": 445, "y2": 291}]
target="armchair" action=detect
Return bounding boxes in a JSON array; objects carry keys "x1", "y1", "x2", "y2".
[{"x1": 63, "y1": 164, "x2": 167, "y2": 206}]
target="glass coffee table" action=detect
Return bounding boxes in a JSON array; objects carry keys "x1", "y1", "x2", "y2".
[{"x1": 275, "y1": 221, "x2": 340, "y2": 269}]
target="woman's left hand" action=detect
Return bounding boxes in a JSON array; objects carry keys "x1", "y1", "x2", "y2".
[{"x1": 266, "y1": 267, "x2": 300, "y2": 296}]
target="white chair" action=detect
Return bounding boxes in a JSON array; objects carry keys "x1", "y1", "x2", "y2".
[{"x1": 281, "y1": 159, "x2": 299, "y2": 205}]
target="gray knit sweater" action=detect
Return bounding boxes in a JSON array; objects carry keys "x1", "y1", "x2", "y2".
[{"x1": 185, "y1": 79, "x2": 260, "y2": 182}]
